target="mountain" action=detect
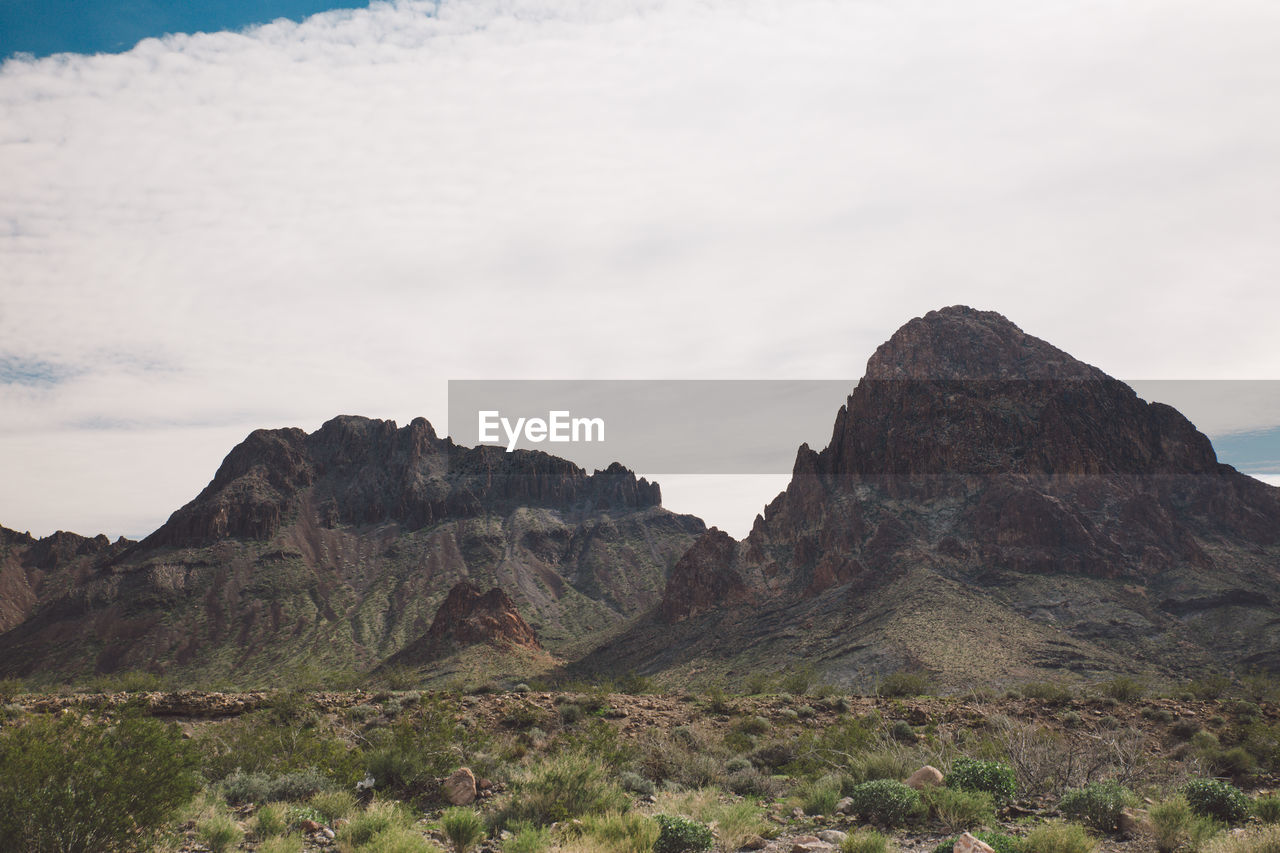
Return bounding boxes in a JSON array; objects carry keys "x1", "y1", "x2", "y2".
[
  {"x1": 0, "y1": 416, "x2": 703, "y2": 682},
  {"x1": 582, "y1": 306, "x2": 1280, "y2": 687},
  {"x1": 0, "y1": 527, "x2": 134, "y2": 634}
]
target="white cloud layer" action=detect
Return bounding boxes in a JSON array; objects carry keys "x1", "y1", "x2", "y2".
[{"x1": 2, "y1": 0, "x2": 1280, "y2": 538}]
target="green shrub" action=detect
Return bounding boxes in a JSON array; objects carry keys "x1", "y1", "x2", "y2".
[
  {"x1": 337, "y1": 800, "x2": 413, "y2": 848},
  {"x1": 1098, "y1": 677, "x2": 1146, "y2": 702},
  {"x1": 311, "y1": 789, "x2": 358, "y2": 823},
  {"x1": 0, "y1": 710, "x2": 200, "y2": 853},
  {"x1": 848, "y1": 749, "x2": 915, "y2": 785},
  {"x1": 1022, "y1": 821, "x2": 1098, "y2": 853},
  {"x1": 934, "y1": 832, "x2": 1021, "y2": 853},
  {"x1": 221, "y1": 767, "x2": 329, "y2": 804},
  {"x1": 1144, "y1": 707, "x2": 1176, "y2": 724},
  {"x1": 924, "y1": 785, "x2": 996, "y2": 833},
  {"x1": 353, "y1": 824, "x2": 436, "y2": 853},
  {"x1": 198, "y1": 708, "x2": 361, "y2": 785},
  {"x1": 737, "y1": 715, "x2": 771, "y2": 735},
  {"x1": 577, "y1": 811, "x2": 659, "y2": 853},
  {"x1": 1203, "y1": 825, "x2": 1280, "y2": 853},
  {"x1": 653, "y1": 814, "x2": 714, "y2": 853},
  {"x1": 781, "y1": 665, "x2": 818, "y2": 696},
  {"x1": 804, "y1": 775, "x2": 843, "y2": 815},
  {"x1": 727, "y1": 764, "x2": 785, "y2": 799},
  {"x1": 618, "y1": 770, "x2": 656, "y2": 796},
  {"x1": 198, "y1": 813, "x2": 244, "y2": 853},
  {"x1": 440, "y1": 807, "x2": 485, "y2": 853},
  {"x1": 257, "y1": 836, "x2": 305, "y2": 853},
  {"x1": 843, "y1": 829, "x2": 892, "y2": 853},
  {"x1": 254, "y1": 802, "x2": 290, "y2": 838},
  {"x1": 1059, "y1": 780, "x2": 1136, "y2": 832},
  {"x1": 946, "y1": 757, "x2": 1017, "y2": 805},
  {"x1": 503, "y1": 822, "x2": 550, "y2": 853},
  {"x1": 845, "y1": 779, "x2": 924, "y2": 827},
  {"x1": 1184, "y1": 779, "x2": 1251, "y2": 824},
  {"x1": 499, "y1": 752, "x2": 629, "y2": 827},
  {"x1": 890, "y1": 720, "x2": 916, "y2": 742},
  {"x1": 1019, "y1": 682, "x2": 1075, "y2": 704},
  {"x1": 1150, "y1": 795, "x2": 1223, "y2": 853},
  {"x1": 877, "y1": 671, "x2": 932, "y2": 697},
  {"x1": 1256, "y1": 796, "x2": 1280, "y2": 824}
]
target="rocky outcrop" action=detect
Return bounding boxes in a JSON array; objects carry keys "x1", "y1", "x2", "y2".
[
  {"x1": 426, "y1": 582, "x2": 541, "y2": 651},
  {"x1": 144, "y1": 416, "x2": 663, "y2": 549},
  {"x1": 583, "y1": 306, "x2": 1280, "y2": 685},
  {"x1": 0, "y1": 419, "x2": 701, "y2": 682},
  {"x1": 0, "y1": 525, "x2": 132, "y2": 633},
  {"x1": 659, "y1": 529, "x2": 749, "y2": 622}
]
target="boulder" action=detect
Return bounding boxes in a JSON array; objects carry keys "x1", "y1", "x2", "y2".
[
  {"x1": 444, "y1": 767, "x2": 478, "y2": 805},
  {"x1": 906, "y1": 765, "x2": 945, "y2": 789},
  {"x1": 955, "y1": 833, "x2": 996, "y2": 853}
]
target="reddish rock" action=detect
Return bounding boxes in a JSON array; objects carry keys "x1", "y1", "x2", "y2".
[
  {"x1": 659, "y1": 529, "x2": 750, "y2": 622},
  {"x1": 905, "y1": 765, "x2": 944, "y2": 789},
  {"x1": 386, "y1": 584, "x2": 541, "y2": 667},
  {"x1": 955, "y1": 833, "x2": 996, "y2": 853},
  {"x1": 443, "y1": 767, "x2": 478, "y2": 805}
]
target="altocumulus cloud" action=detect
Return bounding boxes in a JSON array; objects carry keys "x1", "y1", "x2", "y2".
[{"x1": 2, "y1": 0, "x2": 1280, "y2": 538}]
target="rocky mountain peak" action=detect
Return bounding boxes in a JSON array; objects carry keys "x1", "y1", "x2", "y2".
[
  {"x1": 658, "y1": 528, "x2": 748, "y2": 623},
  {"x1": 425, "y1": 582, "x2": 541, "y2": 651}
]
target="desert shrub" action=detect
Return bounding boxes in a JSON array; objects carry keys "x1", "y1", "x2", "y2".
[
  {"x1": 727, "y1": 764, "x2": 785, "y2": 798},
  {"x1": 781, "y1": 665, "x2": 818, "y2": 695},
  {"x1": 1172, "y1": 719, "x2": 1203, "y2": 740},
  {"x1": 337, "y1": 800, "x2": 414, "y2": 848},
  {"x1": 1186, "y1": 676, "x2": 1233, "y2": 700},
  {"x1": 558, "y1": 717, "x2": 636, "y2": 768},
  {"x1": 1216, "y1": 747, "x2": 1259, "y2": 782},
  {"x1": 1098, "y1": 677, "x2": 1146, "y2": 702},
  {"x1": 1184, "y1": 779, "x2": 1251, "y2": 824},
  {"x1": 736, "y1": 715, "x2": 772, "y2": 736},
  {"x1": 558, "y1": 703, "x2": 584, "y2": 724},
  {"x1": 254, "y1": 802, "x2": 290, "y2": 838},
  {"x1": 573, "y1": 812, "x2": 659, "y2": 853},
  {"x1": 0, "y1": 710, "x2": 200, "y2": 853},
  {"x1": 789, "y1": 714, "x2": 879, "y2": 776},
  {"x1": 845, "y1": 779, "x2": 924, "y2": 827},
  {"x1": 1150, "y1": 795, "x2": 1223, "y2": 853},
  {"x1": 498, "y1": 751, "x2": 629, "y2": 827},
  {"x1": 947, "y1": 756, "x2": 1017, "y2": 805},
  {"x1": 199, "y1": 708, "x2": 361, "y2": 784},
  {"x1": 501, "y1": 702, "x2": 548, "y2": 730},
  {"x1": 890, "y1": 720, "x2": 917, "y2": 742},
  {"x1": 1144, "y1": 707, "x2": 1176, "y2": 724},
  {"x1": 1203, "y1": 825, "x2": 1280, "y2": 853},
  {"x1": 1256, "y1": 796, "x2": 1280, "y2": 824},
  {"x1": 848, "y1": 748, "x2": 916, "y2": 785},
  {"x1": 653, "y1": 814, "x2": 714, "y2": 853},
  {"x1": 934, "y1": 832, "x2": 1021, "y2": 853},
  {"x1": 805, "y1": 775, "x2": 843, "y2": 815},
  {"x1": 1020, "y1": 682, "x2": 1075, "y2": 704},
  {"x1": 349, "y1": 824, "x2": 435, "y2": 853},
  {"x1": 748, "y1": 738, "x2": 797, "y2": 772},
  {"x1": 221, "y1": 767, "x2": 329, "y2": 804},
  {"x1": 1022, "y1": 821, "x2": 1098, "y2": 853},
  {"x1": 650, "y1": 790, "x2": 769, "y2": 850},
  {"x1": 258, "y1": 836, "x2": 305, "y2": 853},
  {"x1": 503, "y1": 822, "x2": 551, "y2": 853},
  {"x1": 844, "y1": 829, "x2": 893, "y2": 853},
  {"x1": 878, "y1": 671, "x2": 932, "y2": 697},
  {"x1": 198, "y1": 813, "x2": 244, "y2": 853},
  {"x1": 619, "y1": 770, "x2": 656, "y2": 795},
  {"x1": 1059, "y1": 780, "x2": 1136, "y2": 832},
  {"x1": 362, "y1": 704, "x2": 485, "y2": 804},
  {"x1": 923, "y1": 785, "x2": 996, "y2": 833},
  {"x1": 311, "y1": 789, "x2": 358, "y2": 823},
  {"x1": 440, "y1": 808, "x2": 485, "y2": 853}
]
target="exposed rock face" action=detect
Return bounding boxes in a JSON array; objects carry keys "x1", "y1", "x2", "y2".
[
  {"x1": 582, "y1": 306, "x2": 1280, "y2": 685},
  {"x1": 443, "y1": 767, "x2": 478, "y2": 806},
  {"x1": 0, "y1": 418, "x2": 702, "y2": 681},
  {"x1": 146, "y1": 416, "x2": 663, "y2": 548},
  {"x1": 0, "y1": 526, "x2": 132, "y2": 633},
  {"x1": 659, "y1": 529, "x2": 749, "y2": 622},
  {"x1": 386, "y1": 582, "x2": 541, "y2": 667}
]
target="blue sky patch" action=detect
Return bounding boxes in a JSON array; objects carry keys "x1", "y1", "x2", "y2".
[
  {"x1": 1, "y1": 1, "x2": 372, "y2": 59},
  {"x1": 0, "y1": 354, "x2": 77, "y2": 387},
  {"x1": 1213, "y1": 427, "x2": 1280, "y2": 477}
]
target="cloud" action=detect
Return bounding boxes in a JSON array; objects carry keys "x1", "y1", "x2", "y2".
[{"x1": 2, "y1": 0, "x2": 1280, "y2": 538}]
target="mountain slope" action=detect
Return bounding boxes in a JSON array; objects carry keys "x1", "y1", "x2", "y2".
[
  {"x1": 0, "y1": 416, "x2": 703, "y2": 682},
  {"x1": 581, "y1": 306, "x2": 1280, "y2": 687}
]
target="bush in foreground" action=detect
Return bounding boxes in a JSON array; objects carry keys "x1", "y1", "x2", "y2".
[
  {"x1": 1058, "y1": 780, "x2": 1136, "y2": 832},
  {"x1": 924, "y1": 785, "x2": 996, "y2": 833},
  {"x1": 653, "y1": 814, "x2": 714, "y2": 853},
  {"x1": 1184, "y1": 779, "x2": 1251, "y2": 824},
  {"x1": 497, "y1": 751, "x2": 630, "y2": 827},
  {"x1": 440, "y1": 807, "x2": 485, "y2": 853},
  {"x1": 0, "y1": 710, "x2": 199, "y2": 852},
  {"x1": 844, "y1": 829, "x2": 893, "y2": 853},
  {"x1": 933, "y1": 831, "x2": 1021, "y2": 853},
  {"x1": 1204, "y1": 825, "x2": 1280, "y2": 853},
  {"x1": 1150, "y1": 795, "x2": 1222, "y2": 853},
  {"x1": 1022, "y1": 821, "x2": 1098, "y2": 853},
  {"x1": 845, "y1": 779, "x2": 924, "y2": 827},
  {"x1": 947, "y1": 757, "x2": 1018, "y2": 805}
]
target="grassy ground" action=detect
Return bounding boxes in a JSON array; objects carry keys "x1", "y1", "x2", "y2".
[{"x1": 1, "y1": 677, "x2": 1278, "y2": 853}]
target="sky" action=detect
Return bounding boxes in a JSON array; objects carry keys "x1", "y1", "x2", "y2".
[{"x1": 2, "y1": 0, "x2": 1280, "y2": 540}]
